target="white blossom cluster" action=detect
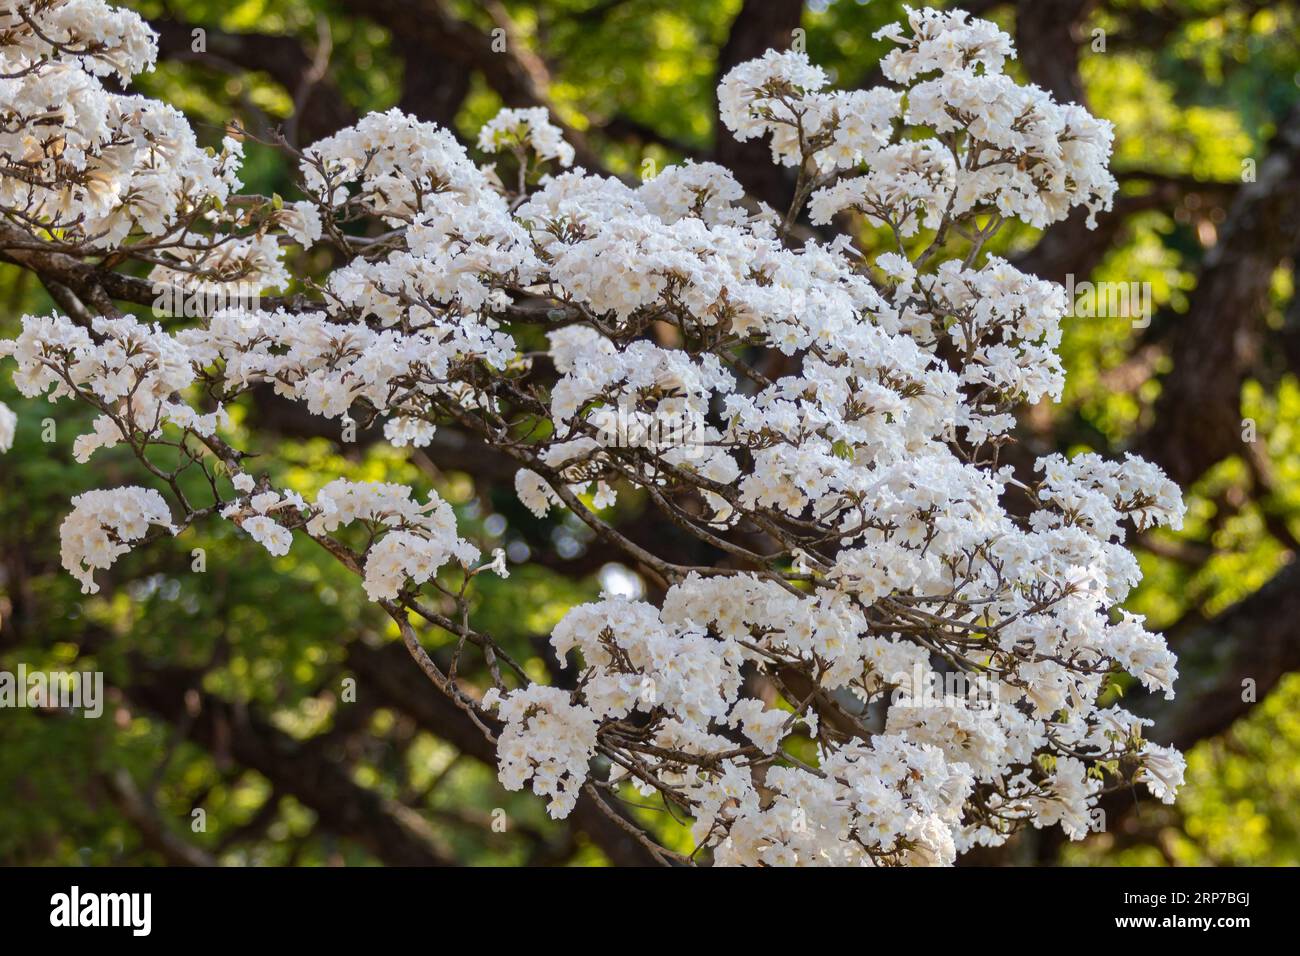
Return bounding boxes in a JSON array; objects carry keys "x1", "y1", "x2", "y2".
[
  {"x1": 0, "y1": 0, "x2": 238, "y2": 239},
  {"x1": 477, "y1": 106, "x2": 576, "y2": 168},
  {"x1": 718, "y1": 50, "x2": 900, "y2": 173},
  {"x1": 221, "y1": 478, "x2": 482, "y2": 601},
  {"x1": 0, "y1": 0, "x2": 287, "y2": 293},
  {"x1": 1, "y1": 311, "x2": 229, "y2": 463},
  {"x1": 303, "y1": 109, "x2": 492, "y2": 224},
  {"x1": 482, "y1": 683, "x2": 599, "y2": 819},
  {"x1": 60, "y1": 486, "x2": 175, "y2": 593},
  {"x1": 0, "y1": 2, "x2": 1188, "y2": 865},
  {"x1": 814, "y1": 6, "x2": 1116, "y2": 229},
  {"x1": 0, "y1": 401, "x2": 15, "y2": 453}
]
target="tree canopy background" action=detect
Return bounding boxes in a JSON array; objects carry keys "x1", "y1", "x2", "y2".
[{"x1": 2, "y1": 0, "x2": 1299, "y2": 866}]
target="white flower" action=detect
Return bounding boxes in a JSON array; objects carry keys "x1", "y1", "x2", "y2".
[
  {"x1": 305, "y1": 479, "x2": 478, "y2": 601},
  {"x1": 477, "y1": 106, "x2": 575, "y2": 168},
  {"x1": 1137, "y1": 743, "x2": 1186, "y2": 804},
  {"x1": 242, "y1": 515, "x2": 292, "y2": 556},
  {"x1": 280, "y1": 200, "x2": 323, "y2": 247},
  {"x1": 727, "y1": 699, "x2": 796, "y2": 755},
  {"x1": 515, "y1": 469, "x2": 557, "y2": 518},
  {"x1": 482, "y1": 685, "x2": 597, "y2": 818},
  {"x1": 60, "y1": 486, "x2": 176, "y2": 593},
  {"x1": 0, "y1": 401, "x2": 16, "y2": 452}
]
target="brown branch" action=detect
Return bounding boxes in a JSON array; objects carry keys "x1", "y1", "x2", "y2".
[
  {"x1": 713, "y1": 0, "x2": 804, "y2": 212},
  {"x1": 1139, "y1": 558, "x2": 1300, "y2": 751},
  {"x1": 344, "y1": 638, "x2": 664, "y2": 866},
  {"x1": 124, "y1": 664, "x2": 456, "y2": 866},
  {"x1": 1141, "y1": 101, "x2": 1300, "y2": 486},
  {"x1": 1014, "y1": 0, "x2": 1097, "y2": 106},
  {"x1": 337, "y1": 0, "x2": 606, "y2": 171},
  {"x1": 150, "y1": 19, "x2": 356, "y2": 144},
  {"x1": 98, "y1": 768, "x2": 219, "y2": 866}
]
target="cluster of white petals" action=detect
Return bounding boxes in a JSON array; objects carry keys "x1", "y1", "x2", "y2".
[
  {"x1": 2, "y1": 312, "x2": 228, "y2": 462},
  {"x1": 482, "y1": 684, "x2": 598, "y2": 819},
  {"x1": 0, "y1": 1, "x2": 245, "y2": 249},
  {"x1": 60, "y1": 487, "x2": 175, "y2": 593},
  {"x1": 477, "y1": 106, "x2": 575, "y2": 168},
  {"x1": 307, "y1": 479, "x2": 480, "y2": 601},
  {"x1": 802, "y1": 6, "x2": 1115, "y2": 230},
  {"x1": 221, "y1": 479, "x2": 481, "y2": 601},
  {"x1": 718, "y1": 50, "x2": 900, "y2": 174}
]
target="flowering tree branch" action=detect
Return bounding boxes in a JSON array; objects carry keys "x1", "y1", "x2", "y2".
[{"x1": 0, "y1": 1, "x2": 1192, "y2": 865}]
